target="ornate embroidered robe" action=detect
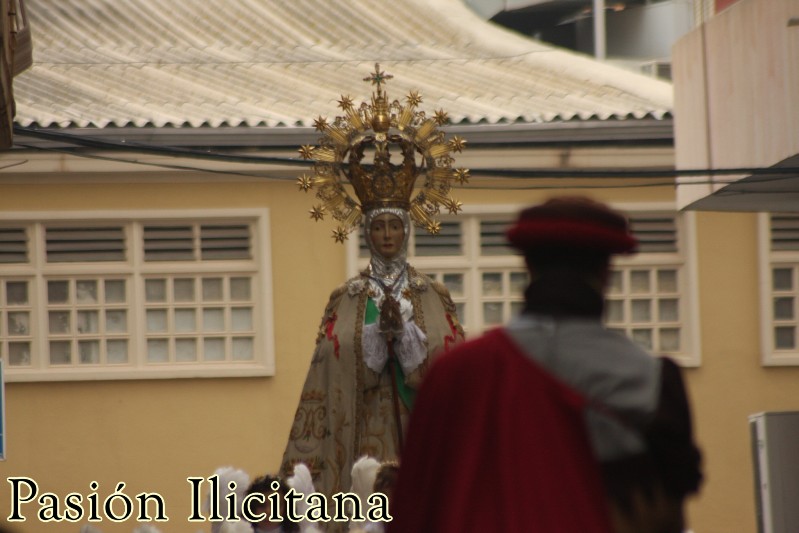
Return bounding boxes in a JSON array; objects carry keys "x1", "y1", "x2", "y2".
[{"x1": 280, "y1": 266, "x2": 463, "y2": 500}]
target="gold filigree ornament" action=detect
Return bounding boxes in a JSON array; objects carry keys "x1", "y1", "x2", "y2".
[{"x1": 297, "y1": 63, "x2": 468, "y2": 242}]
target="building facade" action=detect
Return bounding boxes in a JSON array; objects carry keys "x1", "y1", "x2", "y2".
[{"x1": 2, "y1": 0, "x2": 794, "y2": 532}]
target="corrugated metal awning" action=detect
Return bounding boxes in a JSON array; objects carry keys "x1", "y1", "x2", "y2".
[{"x1": 14, "y1": 0, "x2": 673, "y2": 131}]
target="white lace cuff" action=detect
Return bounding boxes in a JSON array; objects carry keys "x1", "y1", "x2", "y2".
[
  {"x1": 362, "y1": 323, "x2": 389, "y2": 373},
  {"x1": 395, "y1": 321, "x2": 427, "y2": 376}
]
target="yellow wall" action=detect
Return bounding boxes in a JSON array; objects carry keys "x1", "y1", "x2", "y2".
[
  {"x1": 2, "y1": 169, "x2": 797, "y2": 533},
  {"x1": 0, "y1": 173, "x2": 676, "y2": 532},
  {"x1": 0, "y1": 179, "x2": 344, "y2": 533},
  {"x1": 672, "y1": 0, "x2": 799, "y2": 528},
  {"x1": 0, "y1": 175, "x2": 678, "y2": 532},
  {"x1": 686, "y1": 211, "x2": 799, "y2": 533}
]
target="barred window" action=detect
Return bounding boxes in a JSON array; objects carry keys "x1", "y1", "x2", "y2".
[
  {"x1": 759, "y1": 213, "x2": 799, "y2": 365},
  {"x1": 606, "y1": 214, "x2": 687, "y2": 355},
  {"x1": 0, "y1": 210, "x2": 273, "y2": 382}
]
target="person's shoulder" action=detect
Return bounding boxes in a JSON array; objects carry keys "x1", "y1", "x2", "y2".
[
  {"x1": 603, "y1": 328, "x2": 653, "y2": 356},
  {"x1": 344, "y1": 272, "x2": 370, "y2": 296},
  {"x1": 565, "y1": 321, "x2": 653, "y2": 360},
  {"x1": 321, "y1": 274, "x2": 368, "y2": 311},
  {"x1": 569, "y1": 324, "x2": 661, "y2": 396},
  {"x1": 405, "y1": 266, "x2": 433, "y2": 291},
  {"x1": 592, "y1": 327, "x2": 659, "y2": 376}
]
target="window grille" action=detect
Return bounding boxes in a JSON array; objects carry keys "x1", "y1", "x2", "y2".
[
  {"x1": 0, "y1": 210, "x2": 272, "y2": 381},
  {"x1": 0, "y1": 227, "x2": 27, "y2": 263},
  {"x1": 761, "y1": 213, "x2": 799, "y2": 364},
  {"x1": 45, "y1": 226, "x2": 126, "y2": 262}
]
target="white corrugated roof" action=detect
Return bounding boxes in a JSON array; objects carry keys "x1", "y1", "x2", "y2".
[{"x1": 15, "y1": 0, "x2": 673, "y2": 129}]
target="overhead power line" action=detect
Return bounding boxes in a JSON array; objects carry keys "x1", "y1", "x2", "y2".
[{"x1": 10, "y1": 125, "x2": 799, "y2": 182}]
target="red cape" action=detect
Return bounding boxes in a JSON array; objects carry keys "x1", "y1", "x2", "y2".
[{"x1": 388, "y1": 328, "x2": 613, "y2": 533}]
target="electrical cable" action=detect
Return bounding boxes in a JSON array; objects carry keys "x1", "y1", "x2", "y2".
[{"x1": 9, "y1": 125, "x2": 799, "y2": 189}]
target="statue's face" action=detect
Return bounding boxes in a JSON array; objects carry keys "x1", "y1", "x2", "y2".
[{"x1": 369, "y1": 213, "x2": 405, "y2": 260}]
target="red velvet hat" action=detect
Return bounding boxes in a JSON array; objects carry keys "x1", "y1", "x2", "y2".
[{"x1": 506, "y1": 196, "x2": 637, "y2": 255}]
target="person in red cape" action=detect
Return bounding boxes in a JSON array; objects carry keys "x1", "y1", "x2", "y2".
[{"x1": 388, "y1": 197, "x2": 702, "y2": 533}]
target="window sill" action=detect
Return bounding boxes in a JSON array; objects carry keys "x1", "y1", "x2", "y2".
[{"x1": 3, "y1": 362, "x2": 274, "y2": 382}]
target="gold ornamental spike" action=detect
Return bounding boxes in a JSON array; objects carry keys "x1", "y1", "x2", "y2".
[
  {"x1": 414, "y1": 119, "x2": 437, "y2": 144},
  {"x1": 398, "y1": 106, "x2": 415, "y2": 130},
  {"x1": 346, "y1": 106, "x2": 365, "y2": 132},
  {"x1": 312, "y1": 173, "x2": 336, "y2": 187},
  {"x1": 424, "y1": 187, "x2": 449, "y2": 204},
  {"x1": 430, "y1": 167, "x2": 454, "y2": 180},
  {"x1": 327, "y1": 126, "x2": 350, "y2": 148},
  {"x1": 428, "y1": 142, "x2": 452, "y2": 159},
  {"x1": 410, "y1": 202, "x2": 433, "y2": 228},
  {"x1": 314, "y1": 147, "x2": 338, "y2": 163}
]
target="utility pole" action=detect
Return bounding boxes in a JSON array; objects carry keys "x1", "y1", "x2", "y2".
[{"x1": 593, "y1": 0, "x2": 606, "y2": 60}]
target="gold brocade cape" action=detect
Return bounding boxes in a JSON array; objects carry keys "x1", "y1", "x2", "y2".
[{"x1": 280, "y1": 266, "x2": 463, "y2": 499}]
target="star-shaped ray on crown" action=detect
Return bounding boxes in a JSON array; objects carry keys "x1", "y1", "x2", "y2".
[
  {"x1": 297, "y1": 174, "x2": 314, "y2": 192},
  {"x1": 364, "y1": 64, "x2": 393, "y2": 91},
  {"x1": 297, "y1": 64, "x2": 469, "y2": 242},
  {"x1": 309, "y1": 205, "x2": 326, "y2": 221},
  {"x1": 332, "y1": 227, "x2": 350, "y2": 243},
  {"x1": 313, "y1": 116, "x2": 328, "y2": 132}
]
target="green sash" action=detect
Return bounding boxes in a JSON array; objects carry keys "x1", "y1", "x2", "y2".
[{"x1": 365, "y1": 298, "x2": 416, "y2": 409}]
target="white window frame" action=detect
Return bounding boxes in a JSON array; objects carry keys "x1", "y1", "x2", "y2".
[
  {"x1": 0, "y1": 209, "x2": 275, "y2": 382},
  {"x1": 610, "y1": 204, "x2": 701, "y2": 367},
  {"x1": 347, "y1": 203, "x2": 701, "y2": 366},
  {"x1": 758, "y1": 212, "x2": 799, "y2": 366}
]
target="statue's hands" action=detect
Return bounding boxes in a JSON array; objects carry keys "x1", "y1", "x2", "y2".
[{"x1": 379, "y1": 295, "x2": 404, "y2": 343}]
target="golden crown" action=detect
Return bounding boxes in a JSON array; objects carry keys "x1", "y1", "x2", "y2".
[{"x1": 298, "y1": 64, "x2": 469, "y2": 242}]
